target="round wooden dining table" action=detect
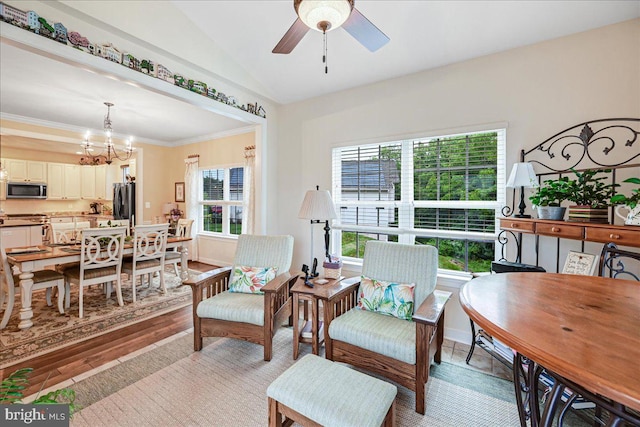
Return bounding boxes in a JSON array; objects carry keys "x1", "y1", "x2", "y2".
[{"x1": 460, "y1": 272, "x2": 640, "y2": 426}]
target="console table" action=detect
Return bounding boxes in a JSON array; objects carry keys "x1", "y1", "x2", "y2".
[{"x1": 499, "y1": 217, "x2": 640, "y2": 270}]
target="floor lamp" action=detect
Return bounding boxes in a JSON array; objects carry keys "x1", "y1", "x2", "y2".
[
  {"x1": 506, "y1": 162, "x2": 539, "y2": 218},
  {"x1": 298, "y1": 186, "x2": 338, "y2": 276}
]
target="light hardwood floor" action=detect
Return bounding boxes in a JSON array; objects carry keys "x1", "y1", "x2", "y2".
[{"x1": 2, "y1": 261, "x2": 215, "y2": 398}]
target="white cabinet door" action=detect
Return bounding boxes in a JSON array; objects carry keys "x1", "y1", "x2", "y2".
[
  {"x1": 47, "y1": 163, "x2": 65, "y2": 200},
  {"x1": 27, "y1": 161, "x2": 47, "y2": 182},
  {"x1": 81, "y1": 166, "x2": 96, "y2": 199},
  {"x1": 6, "y1": 159, "x2": 27, "y2": 181},
  {"x1": 64, "y1": 164, "x2": 81, "y2": 200},
  {"x1": 95, "y1": 165, "x2": 107, "y2": 200},
  {"x1": 5, "y1": 159, "x2": 46, "y2": 182},
  {"x1": 0, "y1": 225, "x2": 42, "y2": 249}
]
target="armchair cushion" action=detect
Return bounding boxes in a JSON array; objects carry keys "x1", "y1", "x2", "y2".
[
  {"x1": 328, "y1": 309, "x2": 417, "y2": 364},
  {"x1": 196, "y1": 291, "x2": 265, "y2": 326},
  {"x1": 228, "y1": 265, "x2": 277, "y2": 294},
  {"x1": 357, "y1": 275, "x2": 415, "y2": 320},
  {"x1": 362, "y1": 241, "x2": 437, "y2": 308}
]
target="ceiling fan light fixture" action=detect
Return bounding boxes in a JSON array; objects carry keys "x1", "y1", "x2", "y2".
[{"x1": 297, "y1": 0, "x2": 352, "y2": 32}]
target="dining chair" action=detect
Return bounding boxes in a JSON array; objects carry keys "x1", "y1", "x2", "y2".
[
  {"x1": 50, "y1": 222, "x2": 76, "y2": 244},
  {"x1": 62, "y1": 226, "x2": 127, "y2": 318},
  {"x1": 122, "y1": 223, "x2": 170, "y2": 303},
  {"x1": 185, "y1": 234, "x2": 296, "y2": 361},
  {"x1": 97, "y1": 219, "x2": 131, "y2": 236},
  {"x1": 165, "y1": 218, "x2": 193, "y2": 276},
  {"x1": 1, "y1": 246, "x2": 65, "y2": 329},
  {"x1": 324, "y1": 240, "x2": 449, "y2": 414}
]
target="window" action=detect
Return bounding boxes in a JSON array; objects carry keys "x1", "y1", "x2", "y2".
[
  {"x1": 200, "y1": 166, "x2": 244, "y2": 236},
  {"x1": 332, "y1": 129, "x2": 505, "y2": 273}
]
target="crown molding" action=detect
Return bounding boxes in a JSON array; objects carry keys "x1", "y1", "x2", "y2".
[
  {"x1": 1, "y1": 113, "x2": 258, "y2": 147},
  {"x1": 172, "y1": 125, "x2": 258, "y2": 146},
  {"x1": 0, "y1": 112, "x2": 169, "y2": 146}
]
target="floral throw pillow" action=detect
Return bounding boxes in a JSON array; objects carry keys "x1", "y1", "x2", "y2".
[
  {"x1": 357, "y1": 275, "x2": 415, "y2": 320},
  {"x1": 228, "y1": 265, "x2": 278, "y2": 294}
]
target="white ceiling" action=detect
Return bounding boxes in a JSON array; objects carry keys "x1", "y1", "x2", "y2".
[
  {"x1": 1, "y1": 1, "x2": 638, "y2": 154},
  {"x1": 174, "y1": 0, "x2": 640, "y2": 104}
]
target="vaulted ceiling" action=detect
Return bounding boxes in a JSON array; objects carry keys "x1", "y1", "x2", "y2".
[{"x1": 1, "y1": 1, "x2": 638, "y2": 153}]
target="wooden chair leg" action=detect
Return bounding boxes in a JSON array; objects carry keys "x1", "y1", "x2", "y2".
[
  {"x1": 194, "y1": 317, "x2": 203, "y2": 351},
  {"x1": 268, "y1": 397, "x2": 282, "y2": 427},
  {"x1": 382, "y1": 400, "x2": 396, "y2": 427}
]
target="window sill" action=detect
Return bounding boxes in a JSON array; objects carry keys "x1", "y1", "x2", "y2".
[
  {"x1": 197, "y1": 232, "x2": 239, "y2": 241},
  {"x1": 342, "y1": 259, "x2": 473, "y2": 289}
]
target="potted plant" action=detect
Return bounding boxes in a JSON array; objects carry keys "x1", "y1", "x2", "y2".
[
  {"x1": 1, "y1": 368, "x2": 77, "y2": 416},
  {"x1": 565, "y1": 169, "x2": 618, "y2": 223},
  {"x1": 528, "y1": 177, "x2": 571, "y2": 220},
  {"x1": 610, "y1": 177, "x2": 640, "y2": 226}
]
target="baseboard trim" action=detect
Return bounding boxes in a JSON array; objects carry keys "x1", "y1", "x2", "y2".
[{"x1": 444, "y1": 327, "x2": 472, "y2": 345}]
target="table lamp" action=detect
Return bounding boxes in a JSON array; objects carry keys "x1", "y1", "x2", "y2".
[
  {"x1": 506, "y1": 162, "x2": 539, "y2": 218},
  {"x1": 298, "y1": 186, "x2": 338, "y2": 268}
]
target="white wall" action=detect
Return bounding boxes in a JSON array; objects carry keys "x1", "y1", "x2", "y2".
[{"x1": 275, "y1": 19, "x2": 640, "y2": 343}]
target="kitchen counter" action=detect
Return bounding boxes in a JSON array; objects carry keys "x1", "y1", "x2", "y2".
[{"x1": 0, "y1": 219, "x2": 43, "y2": 228}]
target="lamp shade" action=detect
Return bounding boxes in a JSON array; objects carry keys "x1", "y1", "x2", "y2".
[
  {"x1": 506, "y1": 163, "x2": 539, "y2": 189},
  {"x1": 162, "y1": 202, "x2": 177, "y2": 215},
  {"x1": 298, "y1": 188, "x2": 338, "y2": 220},
  {"x1": 298, "y1": 0, "x2": 352, "y2": 32}
]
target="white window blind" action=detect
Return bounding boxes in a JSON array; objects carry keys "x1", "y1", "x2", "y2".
[{"x1": 332, "y1": 128, "x2": 506, "y2": 273}]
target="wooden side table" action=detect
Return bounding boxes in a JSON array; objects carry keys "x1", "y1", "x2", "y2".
[{"x1": 290, "y1": 276, "x2": 345, "y2": 359}]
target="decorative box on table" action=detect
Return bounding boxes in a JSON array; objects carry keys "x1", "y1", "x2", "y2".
[{"x1": 323, "y1": 258, "x2": 342, "y2": 279}]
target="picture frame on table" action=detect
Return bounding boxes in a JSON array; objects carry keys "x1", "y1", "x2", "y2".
[
  {"x1": 562, "y1": 251, "x2": 598, "y2": 276},
  {"x1": 175, "y1": 182, "x2": 185, "y2": 202}
]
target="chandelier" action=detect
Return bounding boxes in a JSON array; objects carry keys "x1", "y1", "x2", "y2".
[{"x1": 80, "y1": 102, "x2": 134, "y2": 165}]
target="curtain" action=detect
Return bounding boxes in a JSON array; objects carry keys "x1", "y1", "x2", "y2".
[
  {"x1": 242, "y1": 145, "x2": 256, "y2": 234},
  {"x1": 184, "y1": 155, "x2": 199, "y2": 260}
]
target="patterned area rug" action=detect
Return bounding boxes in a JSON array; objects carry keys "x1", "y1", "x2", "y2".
[
  {"x1": 0, "y1": 268, "x2": 194, "y2": 368},
  {"x1": 70, "y1": 331, "x2": 521, "y2": 427}
]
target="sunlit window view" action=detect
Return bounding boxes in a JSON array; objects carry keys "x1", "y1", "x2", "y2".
[
  {"x1": 201, "y1": 167, "x2": 243, "y2": 235},
  {"x1": 332, "y1": 130, "x2": 503, "y2": 273}
]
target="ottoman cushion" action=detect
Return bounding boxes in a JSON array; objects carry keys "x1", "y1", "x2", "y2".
[{"x1": 267, "y1": 354, "x2": 397, "y2": 427}]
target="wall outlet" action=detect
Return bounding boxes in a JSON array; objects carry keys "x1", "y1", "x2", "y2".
[{"x1": 145, "y1": 202, "x2": 151, "y2": 209}]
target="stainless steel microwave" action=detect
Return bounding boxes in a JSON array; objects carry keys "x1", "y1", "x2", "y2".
[{"x1": 6, "y1": 182, "x2": 47, "y2": 199}]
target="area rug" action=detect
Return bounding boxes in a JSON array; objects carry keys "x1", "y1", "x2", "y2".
[
  {"x1": 0, "y1": 268, "x2": 195, "y2": 368},
  {"x1": 69, "y1": 331, "x2": 521, "y2": 427}
]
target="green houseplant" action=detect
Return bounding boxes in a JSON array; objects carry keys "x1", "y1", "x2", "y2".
[
  {"x1": 565, "y1": 169, "x2": 618, "y2": 223},
  {"x1": 610, "y1": 177, "x2": 640, "y2": 226},
  {"x1": 529, "y1": 177, "x2": 571, "y2": 220},
  {"x1": 610, "y1": 177, "x2": 640, "y2": 209},
  {"x1": 1, "y1": 368, "x2": 77, "y2": 416}
]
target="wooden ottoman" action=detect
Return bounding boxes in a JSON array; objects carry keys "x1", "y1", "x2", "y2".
[{"x1": 267, "y1": 354, "x2": 397, "y2": 427}]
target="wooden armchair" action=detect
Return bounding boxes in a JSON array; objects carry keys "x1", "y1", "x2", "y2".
[
  {"x1": 324, "y1": 241, "x2": 451, "y2": 414},
  {"x1": 185, "y1": 234, "x2": 297, "y2": 361}
]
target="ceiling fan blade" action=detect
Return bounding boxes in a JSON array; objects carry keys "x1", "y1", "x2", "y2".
[
  {"x1": 342, "y1": 8, "x2": 390, "y2": 52},
  {"x1": 273, "y1": 18, "x2": 310, "y2": 54}
]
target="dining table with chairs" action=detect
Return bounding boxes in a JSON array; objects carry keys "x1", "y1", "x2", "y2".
[{"x1": 4, "y1": 233, "x2": 192, "y2": 330}]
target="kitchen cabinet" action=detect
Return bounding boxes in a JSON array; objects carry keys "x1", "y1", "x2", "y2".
[
  {"x1": 0, "y1": 225, "x2": 43, "y2": 250},
  {"x1": 81, "y1": 166, "x2": 96, "y2": 199},
  {"x1": 6, "y1": 159, "x2": 47, "y2": 182},
  {"x1": 47, "y1": 163, "x2": 81, "y2": 200},
  {"x1": 95, "y1": 165, "x2": 107, "y2": 200},
  {"x1": 64, "y1": 165, "x2": 81, "y2": 199}
]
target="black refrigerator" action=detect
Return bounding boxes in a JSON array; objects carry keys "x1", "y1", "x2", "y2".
[{"x1": 113, "y1": 183, "x2": 135, "y2": 221}]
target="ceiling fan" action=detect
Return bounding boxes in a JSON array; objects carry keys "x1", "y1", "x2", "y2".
[{"x1": 272, "y1": 0, "x2": 390, "y2": 55}]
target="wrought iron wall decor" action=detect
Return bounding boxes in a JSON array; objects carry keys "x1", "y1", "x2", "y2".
[
  {"x1": 522, "y1": 118, "x2": 639, "y2": 173},
  {"x1": 499, "y1": 118, "x2": 640, "y2": 265}
]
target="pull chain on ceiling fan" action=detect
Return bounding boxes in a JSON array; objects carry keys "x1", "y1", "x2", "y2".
[{"x1": 273, "y1": 0, "x2": 390, "y2": 73}]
